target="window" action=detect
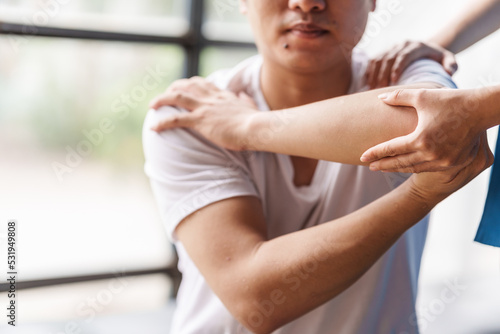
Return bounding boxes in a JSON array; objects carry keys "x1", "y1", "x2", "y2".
[{"x1": 0, "y1": 0, "x2": 256, "y2": 325}]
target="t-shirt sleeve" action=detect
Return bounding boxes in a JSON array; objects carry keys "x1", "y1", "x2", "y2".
[
  {"x1": 143, "y1": 106, "x2": 259, "y2": 242},
  {"x1": 396, "y1": 59, "x2": 457, "y2": 89}
]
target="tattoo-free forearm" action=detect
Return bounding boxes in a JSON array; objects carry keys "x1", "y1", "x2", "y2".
[
  {"x1": 430, "y1": 0, "x2": 500, "y2": 53},
  {"x1": 245, "y1": 84, "x2": 442, "y2": 165},
  {"x1": 476, "y1": 85, "x2": 500, "y2": 131},
  {"x1": 236, "y1": 178, "x2": 437, "y2": 333}
]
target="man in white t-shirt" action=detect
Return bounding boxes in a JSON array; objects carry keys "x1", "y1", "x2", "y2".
[{"x1": 142, "y1": 1, "x2": 492, "y2": 333}]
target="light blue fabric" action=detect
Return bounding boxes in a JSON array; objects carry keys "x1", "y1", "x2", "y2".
[{"x1": 475, "y1": 129, "x2": 500, "y2": 247}]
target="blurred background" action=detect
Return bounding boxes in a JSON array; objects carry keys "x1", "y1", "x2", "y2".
[{"x1": 0, "y1": 0, "x2": 499, "y2": 333}]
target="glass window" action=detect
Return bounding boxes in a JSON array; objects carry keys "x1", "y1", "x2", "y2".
[
  {"x1": 0, "y1": 36, "x2": 184, "y2": 280},
  {"x1": 0, "y1": 0, "x2": 189, "y2": 36},
  {"x1": 202, "y1": 0, "x2": 254, "y2": 42}
]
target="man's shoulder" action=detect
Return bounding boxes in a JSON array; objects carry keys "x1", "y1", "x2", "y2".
[
  {"x1": 142, "y1": 54, "x2": 262, "y2": 146},
  {"x1": 398, "y1": 59, "x2": 457, "y2": 88}
]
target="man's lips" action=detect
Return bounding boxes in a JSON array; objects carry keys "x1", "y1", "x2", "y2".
[{"x1": 286, "y1": 23, "x2": 329, "y2": 38}]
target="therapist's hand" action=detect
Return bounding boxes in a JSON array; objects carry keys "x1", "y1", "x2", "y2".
[
  {"x1": 361, "y1": 88, "x2": 484, "y2": 173},
  {"x1": 149, "y1": 76, "x2": 258, "y2": 151},
  {"x1": 366, "y1": 41, "x2": 458, "y2": 89},
  {"x1": 408, "y1": 131, "x2": 493, "y2": 205}
]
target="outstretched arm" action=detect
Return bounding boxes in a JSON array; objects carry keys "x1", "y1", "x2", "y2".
[{"x1": 150, "y1": 78, "x2": 445, "y2": 166}]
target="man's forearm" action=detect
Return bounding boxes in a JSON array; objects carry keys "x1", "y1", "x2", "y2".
[
  {"x1": 477, "y1": 85, "x2": 500, "y2": 131},
  {"x1": 244, "y1": 84, "x2": 441, "y2": 165},
  {"x1": 237, "y1": 178, "x2": 438, "y2": 333}
]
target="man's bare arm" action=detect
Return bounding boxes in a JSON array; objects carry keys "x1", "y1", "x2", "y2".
[
  {"x1": 151, "y1": 79, "x2": 442, "y2": 165},
  {"x1": 176, "y1": 136, "x2": 492, "y2": 333},
  {"x1": 244, "y1": 84, "x2": 441, "y2": 165}
]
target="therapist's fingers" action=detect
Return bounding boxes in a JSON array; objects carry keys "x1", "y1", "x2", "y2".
[
  {"x1": 368, "y1": 151, "x2": 425, "y2": 172},
  {"x1": 151, "y1": 112, "x2": 195, "y2": 132},
  {"x1": 378, "y1": 160, "x2": 446, "y2": 174},
  {"x1": 361, "y1": 131, "x2": 416, "y2": 163},
  {"x1": 442, "y1": 52, "x2": 458, "y2": 75},
  {"x1": 366, "y1": 58, "x2": 383, "y2": 89},
  {"x1": 376, "y1": 55, "x2": 397, "y2": 88},
  {"x1": 391, "y1": 52, "x2": 418, "y2": 84},
  {"x1": 369, "y1": 153, "x2": 435, "y2": 173},
  {"x1": 377, "y1": 88, "x2": 423, "y2": 108}
]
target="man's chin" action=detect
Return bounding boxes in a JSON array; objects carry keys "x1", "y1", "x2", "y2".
[{"x1": 281, "y1": 49, "x2": 347, "y2": 72}]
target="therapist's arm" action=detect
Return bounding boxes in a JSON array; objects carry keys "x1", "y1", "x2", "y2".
[
  {"x1": 149, "y1": 80, "x2": 446, "y2": 166},
  {"x1": 362, "y1": 86, "x2": 500, "y2": 172},
  {"x1": 430, "y1": 0, "x2": 500, "y2": 54},
  {"x1": 366, "y1": 0, "x2": 500, "y2": 88}
]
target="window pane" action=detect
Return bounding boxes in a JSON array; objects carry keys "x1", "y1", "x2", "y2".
[
  {"x1": 0, "y1": 0, "x2": 188, "y2": 36},
  {"x1": 0, "y1": 36, "x2": 184, "y2": 280},
  {"x1": 202, "y1": 0, "x2": 254, "y2": 42},
  {"x1": 0, "y1": 274, "x2": 172, "y2": 325}
]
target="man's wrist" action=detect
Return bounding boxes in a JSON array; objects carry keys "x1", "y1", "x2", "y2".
[
  {"x1": 242, "y1": 111, "x2": 274, "y2": 152},
  {"x1": 474, "y1": 86, "x2": 500, "y2": 131},
  {"x1": 403, "y1": 175, "x2": 445, "y2": 210}
]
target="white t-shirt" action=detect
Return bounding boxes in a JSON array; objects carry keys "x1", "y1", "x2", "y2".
[{"x1": 142, "y1": 50, "x2": 456, "y2": 334}]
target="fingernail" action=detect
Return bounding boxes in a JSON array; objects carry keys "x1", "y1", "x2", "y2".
[
  {"x1": 369, "y1": 165, "x2": 379, "y2": 171},
  {"x1": 378, "y1": 93, "x2": 389, "y2": 100},
  {"x1": 360, "y1": 156, "x2": 369, "y2": 162}
]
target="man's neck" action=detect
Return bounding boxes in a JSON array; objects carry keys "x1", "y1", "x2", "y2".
[{"x1": 260, "y1": 57, "x2": 353, "y2": 110}]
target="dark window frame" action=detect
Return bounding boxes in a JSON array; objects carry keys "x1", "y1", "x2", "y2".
[{"x1": 0, "y1": 0, "x2": 255, "y2": 295}]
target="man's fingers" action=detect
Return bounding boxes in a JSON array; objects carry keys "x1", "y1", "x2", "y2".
[
  {"x1": 151, "y1": 112, "x2": 194, "y2": 132},
  {"x1": 361, "y1": 135, "x2": 414, "y2": 163},
  {"x1": 150, "y1": 91, "x2": 202, "y2": 111}
]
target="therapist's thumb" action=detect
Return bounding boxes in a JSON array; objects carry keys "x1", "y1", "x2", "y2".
[{"x1": 377, "y1": 89, "x2": 421, "y2": 107}]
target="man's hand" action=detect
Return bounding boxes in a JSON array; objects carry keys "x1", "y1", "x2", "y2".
[
  {"x1": 366, "y1": 41, "x2": 458, "y2": 89},
  {"x1": 360, "y1": 88, "x2": 485, "y2": 173},
  {"x1": 150, "y1": 76, "x2": 258, "y2": 151}
]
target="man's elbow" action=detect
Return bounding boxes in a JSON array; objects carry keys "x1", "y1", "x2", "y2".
[
  {"x1": 219, "y1": 272, "x2": 291, "y2": 333},
  {"x1": 232, "y1": 297, "x2": 289, "y2": 334}
]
